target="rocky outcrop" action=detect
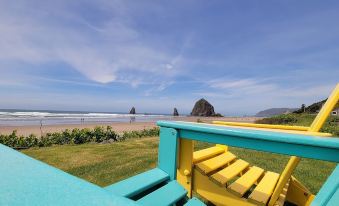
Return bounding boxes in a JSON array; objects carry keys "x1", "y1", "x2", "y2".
[
  {"x1": 129, "y1": 107, "x2": 136, "y2": 114},
  {"x1": 173, "y1": 108, "x2": 179, "y2": 116},
  {"x1": 191, "y1": 98, "x2": 215, "y2": 116}
]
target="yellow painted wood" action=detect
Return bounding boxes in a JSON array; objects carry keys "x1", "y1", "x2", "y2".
[
  {"x1": 273, "y1": 179, "x2": 290, "y2": 206},
  {"x1": 213, "y1": 124, "x2": 332, "y2": 137},
  {"x1": 216, "y1": 144, "x2": 228, "y2": 151},
  {"x1": 268, "y1": 85, "x2": 338, "y2": 205},
  {"x1": 305, "y1": 195, "x2": 315, "y2": 206},
  {"x1": 286, "y1": 177, "x2": 314, "y2": 206},
  {"x1": 195, "y1": 152, "x2": 236, "y2": 175},
  {"x1": 228, "y1": 166, "x2": 264, "y2": 197},
  {"x1": 270, "y1": 84, "x2": 336, "y2": 205},
  {"x1": 213, "y1": 121, "x2": 309, "y2": 131},
  {"x1": 193, "y1": 168, "x2": 256, "y2": 206},
  {"x1": 248, "y1": 171, "x2": 280, "y2": 205},
  {"x1": 176, "y1": 138, "x2": 194, "y2": 198},
  {"x1": 301, "y1": 131, "x2": 332, "y2": 137},
  {"x1": 309, "y1": 83, "x2": 339, "y2": 132},
  {"x1": 268, "y1": 156, "x2": 300, "y2": 206},
  {"x1": 211, "y1": 159, "x2": 249, "y2": 186},
  {"x1": 193, "y1": 84, "x2": 338, "y2": 205},
  {"x1": 193, "y1": 146, "x2": 226, "y2": 163}
]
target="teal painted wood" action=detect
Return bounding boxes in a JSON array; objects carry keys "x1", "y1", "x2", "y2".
[
  {"x1": 157, "y1": 121, "x2": 339, "y2": 162},
  {"x1": 311, "y1": 164, "x2": 339, "y2": 206},
  {"x1": 137, "y1": 180, "x2": 187, "y2": 206},
  {"x1": 326, "y1": 189, "x2": 339, "y2": 206},
  {"x1": 105, "y1": 168, "x2": 169, "y2": 198},
  {"x1": 158, "y1": 127, "x2": 179, "y2": 180},
  {"x1": 184, "y1": 197, "x2": 206, "y2": 206},
  {"x1": 0, "y1": 144, "x2": 140, "y2": 206}
]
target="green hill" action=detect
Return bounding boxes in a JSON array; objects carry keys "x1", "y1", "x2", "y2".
[{"x1": 294, "y1": 99, "x2": 338, "y2": 114}]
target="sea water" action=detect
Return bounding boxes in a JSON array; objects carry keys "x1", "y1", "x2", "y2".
[{"x1": 0, "y1": 109, "x2": 173, "y2": 126}]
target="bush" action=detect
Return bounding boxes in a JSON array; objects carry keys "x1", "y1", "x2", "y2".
[
  {"x1": 0, "y1": 126, "x2": 158, "y2": 149},
  {"x1": 121, "y1": 127, "x2": 159, "y2": 140},
  {"x1": 255, "y1": 114, "x2": 299, "y2": 125},
  {"x1": 255, "y1": 113, "x2": 339, "y2": 136},
  {"x1": 322, "y1": 116, "x2": 339, "y2": 136}
]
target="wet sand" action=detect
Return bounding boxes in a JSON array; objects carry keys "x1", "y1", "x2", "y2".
[{"x1": 0, "y1": 116, "x2": 261, "y2": 136}]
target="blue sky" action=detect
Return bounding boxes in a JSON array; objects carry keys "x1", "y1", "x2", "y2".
[{"x1": 0, "y1": 1, "x2": 338, "y2": 115}]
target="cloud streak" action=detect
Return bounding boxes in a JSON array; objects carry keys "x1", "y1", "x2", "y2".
[{"x1": 0, "y1": 0, "x2": 184, "y2": 85}]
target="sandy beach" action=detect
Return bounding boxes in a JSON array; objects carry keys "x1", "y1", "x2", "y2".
[{"x1": 0, "y1": 116, "x2": 261, "y2": 136}]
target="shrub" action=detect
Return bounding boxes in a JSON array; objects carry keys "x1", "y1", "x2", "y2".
[
  {"x1": 121, "y1": 127, "x2": 159, "y2": 140},
  {"x1": 0, "y1": 126, "x2": 158, "y2": 149},
  {"x1": 255, "y1": 114, "x2": 299, "y2": 125},
  {"x1": 255, "y1": 113, "x2": 339, "y2": 136}
]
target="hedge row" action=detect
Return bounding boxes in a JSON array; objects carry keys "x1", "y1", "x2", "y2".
[
  {"x1": 0, "y1": 126, "x2": 160, "y2": 149},
  {"x1": 255, "y1": 113, "x2": 339, "y2": 136}
]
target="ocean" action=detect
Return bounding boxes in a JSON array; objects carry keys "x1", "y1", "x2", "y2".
[{"x1": 0, "y1": 109, "x2": 173, "y2": 126}]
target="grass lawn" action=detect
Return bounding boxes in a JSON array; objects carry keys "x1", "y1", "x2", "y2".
[
  {"x1": 22, "y1": 136, "x2": 336, "y2": 194},
  {"x1": 23, "y1": 137, "x2": 159, "y2": 187}
]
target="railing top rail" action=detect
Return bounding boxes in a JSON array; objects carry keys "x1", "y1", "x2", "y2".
[{"x1": 157, "y1": 121, "x2": 339, "y2": 162}]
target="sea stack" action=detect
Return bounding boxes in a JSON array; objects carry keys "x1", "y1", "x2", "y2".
[
  {"x1": 191, "y1": 98, "x2": 215, "y2": 116},
  {"x1": 129, "y1": 107, "x2": 136, "y2": 114},
  {"x1": 173, "y1": 108, "x2": 179, "y2": 116}
]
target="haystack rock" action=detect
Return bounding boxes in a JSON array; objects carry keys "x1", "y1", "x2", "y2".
[
  {"x1": 191, "y1": 98, "x2": 215, "y2": 116},
  {"x1": 173, "y1": 108, "x2": 179, "y2": 116},
  {"x1": 129, "y1": 107, "x2": 136, "y2": 114}
]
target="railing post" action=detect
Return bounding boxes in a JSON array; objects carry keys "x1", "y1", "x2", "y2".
[
  {"x1": 158, "y1": 127, "x2": 179, "y2": 180},
  {"x1": 177, "y1": 138, "x2": 194, "y2": 198}
]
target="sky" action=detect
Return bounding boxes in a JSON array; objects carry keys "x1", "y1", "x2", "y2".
[{"x1": 0, "y1": 0, "x2": 338, "y2": 115}]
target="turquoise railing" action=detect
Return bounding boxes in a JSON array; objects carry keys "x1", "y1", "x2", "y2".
[{"x1": 156, "y1": 121, "x2": 339, "y2": 205}]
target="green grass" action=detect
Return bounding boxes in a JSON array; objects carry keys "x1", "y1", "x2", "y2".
[
  {"x1": 23, "y1": 137, "x2": 159, "y2": 187},
  {"x1": 22, "y1": 136, "x2": 335, "y2": 194}
]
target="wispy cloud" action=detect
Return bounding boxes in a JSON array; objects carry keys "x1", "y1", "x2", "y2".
[
  {"x1": 207, "y1": 78, "x2": 277, "y2": 95},
  {"x1": 143, "y1": 81, "x2": 174, "y2": 97},
  {"x1": 0, "y1": 0, "x2": 185, "y2": 85}
]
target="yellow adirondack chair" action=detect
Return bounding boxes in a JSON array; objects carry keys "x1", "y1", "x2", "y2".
[{"x1": 177, "y1": 84, "x2": 339, "y2": 206}]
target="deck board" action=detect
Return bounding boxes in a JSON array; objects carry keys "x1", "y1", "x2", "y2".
[
  {"x1": 193, "y1": 146, "x2": 225, "y2": 163},
  {"x1": 195, "y1": 152, "x2": 236, "y2": 175},
  {"x1": 248, "y1": 171, "x2": 280, "y2": 205},
  {"x1": 228, "y1": 166, "x2": 264, "y2": 197},
  {"x1": 137, "y1": 180, "x2": 187, "y2": 206},
  {"x1": 210, "y1": 159, "x2": 249, "y2": 186}
]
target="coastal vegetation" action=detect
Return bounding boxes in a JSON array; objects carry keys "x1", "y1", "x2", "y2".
[
  {"x1": 0, "y1": 126, "x2": 159, "y2": 149},
  {"x1": 255, "y1": 113, "x2": 339, "y2": 136}
]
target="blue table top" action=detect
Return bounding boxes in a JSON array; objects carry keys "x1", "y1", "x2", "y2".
[{"x1": 0, "y1": 144, "x2": 139, "y2": 206}]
